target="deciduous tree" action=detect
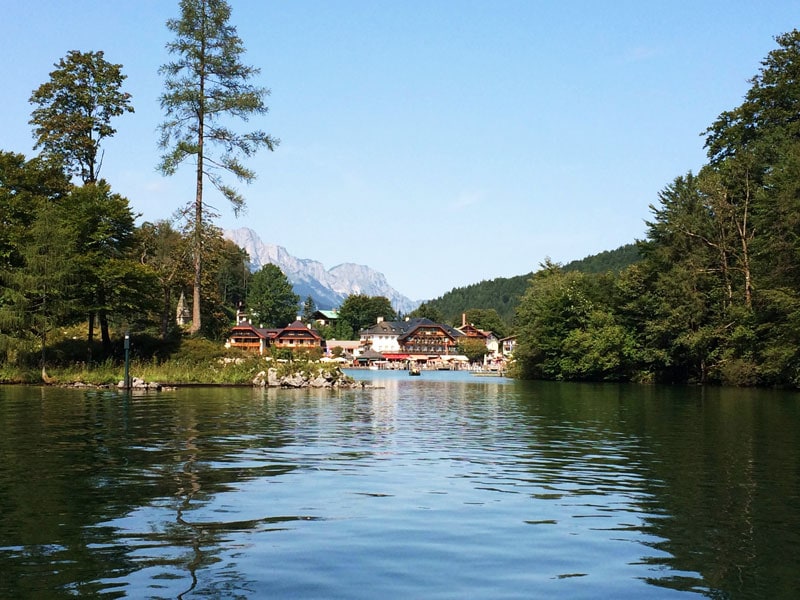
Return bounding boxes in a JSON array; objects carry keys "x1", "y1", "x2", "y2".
[
  {"x1": 29, "y1": 50, "x2": 133, "y2": 184},
  {"x1": 456, "y1": 338, "x2": 489, "y2": 364},
  {"x1": 136, "y1": 220, "x2": 192, "y2": 339},
  {"x1": 64, "y1": 182, "x2": 138, "y2": 355},
  {"x1": 338, "y1": 294, "x2": 396, "y2": 336}
]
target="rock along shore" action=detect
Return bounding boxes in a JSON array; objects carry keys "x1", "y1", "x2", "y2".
[
  {"x1": 252, "y1": 367, "x2": 363, "y2": 389},
  {"x1": 57, "y1": 366, "x2": 368, "y2": 391}
]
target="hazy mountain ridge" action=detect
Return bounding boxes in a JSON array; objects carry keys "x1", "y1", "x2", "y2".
[{"x1": 224, "y1": 227, "x2": 420, "y2": 313}]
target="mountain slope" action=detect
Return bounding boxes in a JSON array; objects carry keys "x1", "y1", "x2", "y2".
[
  {"x1": 224, "y1": 227, "x2": 420, "y2": 313},
  {"x1": 425, "y1": 244, "x2": 641, "y2": 326}
]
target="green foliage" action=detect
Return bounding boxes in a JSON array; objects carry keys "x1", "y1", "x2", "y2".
[
  {"x1": 0, "y1": 152, "x2": 70, "y2": 270},
  {"x1": 136, "y1": 220, "x2": 192, "y2": 338},
  {"x1": 408, "y1": 301, "x2": 444, "y2": 323},
  {"x1": 200, "y1": 232, "x2": 251, "y2": 338},
  {"x1": 510, "y1": 28, "x2": 800, "y2": 387},
  {"x1": 158, "y1": 0, "x2": 277, "y2": 334},
  {"x1": 463, "y1": 308, "x2": 508, "y2": 338},
  {"x1": 513, "y1": 260, "x2": 644, "y2": 382},
  {"x1": 215, "y1": 239, "x2": 250, "y2": 314},
  {"x1": 158, "y1": 0, "x2": 278, "y2": 207},
  {"x1": 29, "y1": 50, "x2": 133, "y2": 184},
  {"x1": 0, "y1": 198, "x2": 80, "y2": 370},
  {"x1": 172, "y1": 336, "x2": 229, "y2": 363},
  {"x1": 562, "y1": 244, "x2": 640, "y2": 274},
  {"x1": 316, "y1": 320, "x2": 354, "y2": 341},
  {"x1": 246, "y1": 264, "x2": 299, "y2": 328},
  {"x1": 64, "y1": 181, "x2": 143, "y2": 353},
  {"x1": 268, "y1": 347, "x2": 295, "y2": 361},
  {"x1": 425, "y1": 273, "x2": 532, "y2": 326},
  {"x1": 337, "y1": 294, "x2": 396, "y2": 337},
  {"x1": 456, "y1": 338, "x2": 489, "y2": 364},
  {"x1": 301, "y1": 296, "x2": 317, "y2": 323},
  {"x1": 558, "y1": 310, "x2": 638, "y2": 381},
  {"x1": 424, "y1": 245, "x2": 640, "y2": 331},
  {"x1": 705, "y1": 30, "x2": 800, "y2": 166}
]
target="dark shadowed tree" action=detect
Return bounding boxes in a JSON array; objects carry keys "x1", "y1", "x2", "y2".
[
  {"x1": 246, "y1": 264, "x2": 298, "y2": 328},
  {"x1": 408, "y1": 301, "x2": 444, "y2": 324},
  {"x1": 136, "y1": 220, "x2": 192, "y2": 339},
  {"x1": 158, "y1": 0, "x2": 278, "y2": 334},
  {"x1": 338, "y1": 294, "x2": 396, "y2": 335},
  {"x1": 64, "y1": 182, "x2": 138, "y2": 356},
  {"x1": 0, "y1": 199, "x2": 78, "y2": 378},
  {"x1": 302, "y1": 296, "x2": 317, "y2": 323},
  {"x1": 0, "y1": 152, "x2": 70, "y2": 271},
  {"x1": 213, "y1": 238, "x2": 250, "y2": 318}
]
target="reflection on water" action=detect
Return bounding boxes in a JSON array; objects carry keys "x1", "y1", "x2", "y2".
[{"x1": 0, "y1": 378, "x2": 798, "y2": 598}]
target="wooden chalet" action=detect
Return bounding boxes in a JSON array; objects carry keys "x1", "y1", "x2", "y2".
[
  {"x1": 311, "y1": 309, "x2": 339, "y2": 327},
  {"x1": 500, "y1": 335, "x2": 517, "y2": 356},
  {"x1": 227, "y1": 322, "x2": 275, "y2": 354},
  {"x1": 457, "y1": 313, "x2": 499, "y2": 355},
  {"x1": 272, "y1": 319, "x2": 324, "y2": 351},
  {"x1": 458, "y1": 322, "x2": 490, "y2": 340},
  {"x1": 227, "y1": 318, "x2": 323, "y2": 355},
  {"x1": 397, "y1": 318, "x2": 463, "y2": 356}
]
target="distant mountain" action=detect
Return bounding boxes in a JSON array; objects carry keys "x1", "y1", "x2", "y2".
[{"x1": 224, "y1": 227, "x2": 421, "y2": 314}]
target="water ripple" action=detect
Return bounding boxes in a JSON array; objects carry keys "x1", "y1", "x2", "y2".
[{"x1": 1, "y1": 380, "x2": 798, "y2": 598}]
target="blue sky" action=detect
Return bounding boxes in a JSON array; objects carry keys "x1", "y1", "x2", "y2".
[{"x1": 1, "y1": 2, "x2": 798, "y2": 301}]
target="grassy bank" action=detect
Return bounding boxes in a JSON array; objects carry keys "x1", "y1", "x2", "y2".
[
  {"x1": 0, "y1": 336, "x2": 344, "y2": 387},
  {"x1": 0, "y1": 357, "x2": 261, "y2": 386}
]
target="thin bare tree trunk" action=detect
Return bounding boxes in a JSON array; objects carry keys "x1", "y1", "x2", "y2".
[{"x1": 189, "y1": 18, "x2": 206, "y2": 335}]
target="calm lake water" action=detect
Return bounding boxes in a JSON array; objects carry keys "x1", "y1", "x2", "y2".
[{"x1": 1, "y1": 370, "x2": 799, "y2": 599}]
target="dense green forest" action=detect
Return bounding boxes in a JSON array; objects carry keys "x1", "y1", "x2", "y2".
[
  {"x1": 512, "y1": 30, "x2": 800, "y2": 387},
  {"x1": 0, "y1": 1, "x2": 277, "y2": 378},
  {"x1": 562, "y1": 244, "x2": 640, "y2": 274},
  {"x1": 422, "y1": 244, "x2": 640, "y2": 327}
]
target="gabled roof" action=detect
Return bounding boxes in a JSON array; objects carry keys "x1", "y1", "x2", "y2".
[
  {"x1": 230, "y1": 322, "x2": 278, "y2": 339},
  {"x1": 275, "y1": 319, "x2": 322, "y2": 340},
  {"x1": 398, "y1": 319, "x2": 464, "y2": 342},
  {"x1": 360, "y1": 320, "x2": 406, "y2": 335},
  {"x1": 360, "y1": 317, "x2": 465, "y2": 339},
  {"x1": 230, "y1": 320, "x2": 320, "y2": 341},
  {"x1": 359, "y1": 348, "x2": 385, "y2": 360},
  {"x1": 313, "y1": 310, "x2": 339, "y2": 320},
  {"x1": 457, "y1": 324, "x2": 494, "y2": 339}
]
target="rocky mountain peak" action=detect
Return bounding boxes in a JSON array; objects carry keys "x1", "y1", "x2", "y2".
[{"x1": 223, "y1": 227, "x2": 420, "y2": 313}]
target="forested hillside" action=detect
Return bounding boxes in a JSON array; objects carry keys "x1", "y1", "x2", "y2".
[
  {"x1": 512, "y1": 30, "x2": 800, "y2": 387},
  {"x1": 423, "y1": 244, "x2": 640, "y2": 327},
  {"x1": 562, "y1": 244, "x2": 640, "y2": 274}
]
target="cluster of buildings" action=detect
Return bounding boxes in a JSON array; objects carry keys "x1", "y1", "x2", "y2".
[{"x1": 227, "y1": 310, "x2": 516, "y2": 369}]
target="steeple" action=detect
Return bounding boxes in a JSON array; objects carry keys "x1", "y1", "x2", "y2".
[{"x1": 176, "y1": 291, "x2": 191, "y2": 327}]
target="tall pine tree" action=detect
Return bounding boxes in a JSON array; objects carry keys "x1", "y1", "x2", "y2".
[{"x1": 158, "y1": 0, "x2": 278, "y2": 334}]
